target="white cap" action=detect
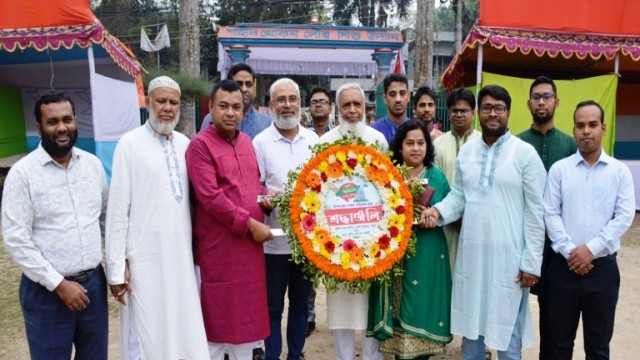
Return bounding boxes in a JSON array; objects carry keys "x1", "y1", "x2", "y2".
[{"x1": 148, "y1": 76, "x2": 181, "y2": 95}]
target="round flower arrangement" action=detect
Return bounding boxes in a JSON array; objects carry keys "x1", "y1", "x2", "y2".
[{"x1": 278, "y1": 138, "x2": 414, "y2": 292}]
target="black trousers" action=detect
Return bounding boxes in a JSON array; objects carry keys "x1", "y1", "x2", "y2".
[{"x1": 546, "y1": 252, "x2": 619, "y2": 360}]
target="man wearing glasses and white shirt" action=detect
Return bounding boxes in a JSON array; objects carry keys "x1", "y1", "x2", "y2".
[
  {"x1": 254, "y1": 78, "x2": 319, "y2": 360},
  {"x1": 433, "y1": 87, "x2": 481, "y2": 275},
  {"x1": 423, "y1": 85, "x2": 545, "y2": 360}
]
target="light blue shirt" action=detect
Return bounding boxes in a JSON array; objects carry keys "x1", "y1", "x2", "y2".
[
  {"x1": 199, "y1": 107, "x2": 272, "y2": 139},
  {"x1": 433, "y1": 131, "x2": 546, "y2": 351},
  {"x1": 544, "y1": 150, "x2": 636, "y2": 259}
]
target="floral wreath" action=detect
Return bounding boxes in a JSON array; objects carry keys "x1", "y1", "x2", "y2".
[{"x1": 278, "y1": 137, "x2": 415, "y2": 293}]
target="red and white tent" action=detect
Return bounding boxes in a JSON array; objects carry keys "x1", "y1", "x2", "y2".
[{"x1": 0, "y1": 0, "x2": 142, "y2": 177}]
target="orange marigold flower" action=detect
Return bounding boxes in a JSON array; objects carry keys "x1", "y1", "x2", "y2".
[
  {"x1": 327, "y1": 162, "x2": 343, "y2": 178},
  {"x1": 365, "y1": 165, "x2": 377, "y2": 179},
  {"x1": 306, "y1": 173, "x2": 321, "y2": 188},
  {"x1": 314, "y1": 229, "x2": 330, "y2": 243},
  {"x1": 350, "y1": 247, "x2": 364, "y2": 263}
]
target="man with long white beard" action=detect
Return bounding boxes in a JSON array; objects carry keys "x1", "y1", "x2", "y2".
[
  {"x1": 320, "y1": 83, "x2": 387, "y2": 360},
  {"x1": 105, "y1": 76, "x2": 209, "y2": 359},
  {"x1": 322, "y1": 83, "x2": 388, "y2": 149},
  {"x1": 253, "y1": 78, "x2": 319, "y2": 360}
]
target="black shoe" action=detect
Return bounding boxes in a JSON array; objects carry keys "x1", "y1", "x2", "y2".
[
  {"x1": 305, "y1": 321, "x2": 316, "y2": 338},
  {"x1": 253, "y1": 348, "x2": 265, "y2": 360}
]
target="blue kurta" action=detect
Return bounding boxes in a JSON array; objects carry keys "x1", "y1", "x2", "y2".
[{"x1": 433, "y1": 131, "x2": 546, "y2": 351}]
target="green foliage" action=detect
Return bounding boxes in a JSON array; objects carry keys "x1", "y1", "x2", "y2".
[
  {"x1": 435, "y1": 4, "x2": 455, "y2": 31},
  {"x1": 330, "y1": 0, "x2": 411, "y2": 27},
  {"x1": 437, "y1": 0, "x2": 479, "y2": 35},
  {"x1": 214, "y1": 0, "x2": 325, "y2": 25},
  {"x1": 91, "y1": 0, "x2": 422, "y2": 80},
  {"x1": 143, "y1": 69, "x2": 210, "y2": 99}
]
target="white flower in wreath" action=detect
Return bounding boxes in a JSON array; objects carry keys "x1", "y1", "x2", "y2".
[
  {"x1": 390, "y1": 240, "x2": 400, "y2": 251},
  {"x1": 365, "y1": 258, "x2": 375, "y2": 267}
]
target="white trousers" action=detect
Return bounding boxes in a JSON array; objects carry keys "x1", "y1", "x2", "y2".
[
  {"x1": 208, "y1": 342, "x2": 253, "y2": 360},
  {"x1": 127, "y1": 302, "x2": 141, "y2": 360},
  {"x1": 333, "y1": 329, "x2": 384, "y2": 360}
]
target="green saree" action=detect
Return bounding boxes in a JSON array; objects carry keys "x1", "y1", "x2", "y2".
[{"x1": 367, "y1": 166, "x2": 453, "y2": 359}]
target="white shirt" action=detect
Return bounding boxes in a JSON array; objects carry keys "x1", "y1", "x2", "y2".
[
  {"x1": 319, "y1": 122, "x2": 388, "y2": 330},
  {"x1": 253, "y1": 123, "x2": 319, "y2": 254},
  {"x1": 544, "y1": 150, "x2": 636, "y2": 259},
  {"x1": 433, "y1": 129, "x2": 482, "y2": 185},
  {"x1": 2, "y1": 145, "x2": 108, "y2": 291},
  {"x1": 105, "y1": 124, "x2": 209, "y2": 359},
  {"x1": 433, "y1": 132, "x2": 546, "y2": 350},
  {"x1": 321, "y1": 122, "x2": 389, "y2": 152}
]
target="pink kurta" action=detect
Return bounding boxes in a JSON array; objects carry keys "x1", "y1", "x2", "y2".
[{"x1": 186, "y1": 126, "x2": 269, "y2": 344}]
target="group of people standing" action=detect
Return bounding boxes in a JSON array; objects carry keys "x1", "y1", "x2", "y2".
[{"x1": 1, "y1": 63, "x2": 635, "y2": 360}]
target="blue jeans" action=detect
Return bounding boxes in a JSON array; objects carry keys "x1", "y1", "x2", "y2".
[
  {"x1": 264, "y1": 254, "x2": 313, "y2": 360},
  {"x1": 19, "y1": 264, "x2": 108, "y2": 360},
  {"x1": 461, "y1": 296, "x2": 524, "y2": 360}
]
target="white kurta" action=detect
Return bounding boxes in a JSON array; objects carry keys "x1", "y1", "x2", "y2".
[
  {"x1": 106, "y1": 125, "x2": 209, "y2": 359},
  {"x1": 433, "y1": 129, "x2": 482, "y2": 275},
  {"x1": 433, "y1": 132, "x2": 545, "y2": 351},
  {"x1": 320, "y1": 124, "x2": 389, "y2": 330}
]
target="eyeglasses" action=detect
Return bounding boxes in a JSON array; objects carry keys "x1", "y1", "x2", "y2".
[
  {"x1": 275, "y1": 96, "x2": 299, "y2": 106},
  {"x1": 480, "y1": 104, "x2": 507, "y2": 114},
  {"x1": 450, "y1": 108, "x2": 471, "y2": 115},
  {"x1": 310, "y1": 99, "x2": 329, "y2": 106},
  {"x1": 531, "y1": 93, "x2": 555, "y2": 102}
]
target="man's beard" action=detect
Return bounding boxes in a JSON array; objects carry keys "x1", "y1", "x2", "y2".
[
  {"x1": 148, "y1": 109, "x2": 180, "y2": 135},
  {"x1": 481, "y1": 123, "x2": 508, "y2": 137},
  {"x1": 532, "y1": 111, "x2": 553, "y2": 125},
  {"x1": 41, "y1": 127, "x2": 78, "y2": 158},
  {"x1": 338, "y1": 113, "x2": 368, "y2": 138},
  {"x1": 274, "y1": 109, "x2": 301, "y2": 130}
]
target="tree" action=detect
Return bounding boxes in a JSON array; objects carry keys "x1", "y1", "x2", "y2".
[
  {"x1": 177, "y1": 0, "x2": 200, "y2": 137},
  {"x1": 435, "y1": 3, "x2": 454, "y2": 31},
  {"x1": 330, "y1": 0, "x2": 411, "y2": 27},
  {"x1": 414, "y1": 0, "x2": 435, "y2": 88},
  {"x1": 436, "y1": 0, "x2": 479, "y2": 50},
  {"x1": 454, "y1": 0, "x2": 463, "y2": 50}
]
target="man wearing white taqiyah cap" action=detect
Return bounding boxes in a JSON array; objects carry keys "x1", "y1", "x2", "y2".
[{"x1": 106, "y1": 76, "x2": 210, "y2": 359}]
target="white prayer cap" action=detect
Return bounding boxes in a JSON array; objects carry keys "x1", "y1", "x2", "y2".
[{"x1": 148, "y1": 76, "x2": 181, "y2": 95}]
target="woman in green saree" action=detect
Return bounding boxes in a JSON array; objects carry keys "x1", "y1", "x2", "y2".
[{"x1": 367, "y1": 119, "x2": 453, "y2": 359}]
